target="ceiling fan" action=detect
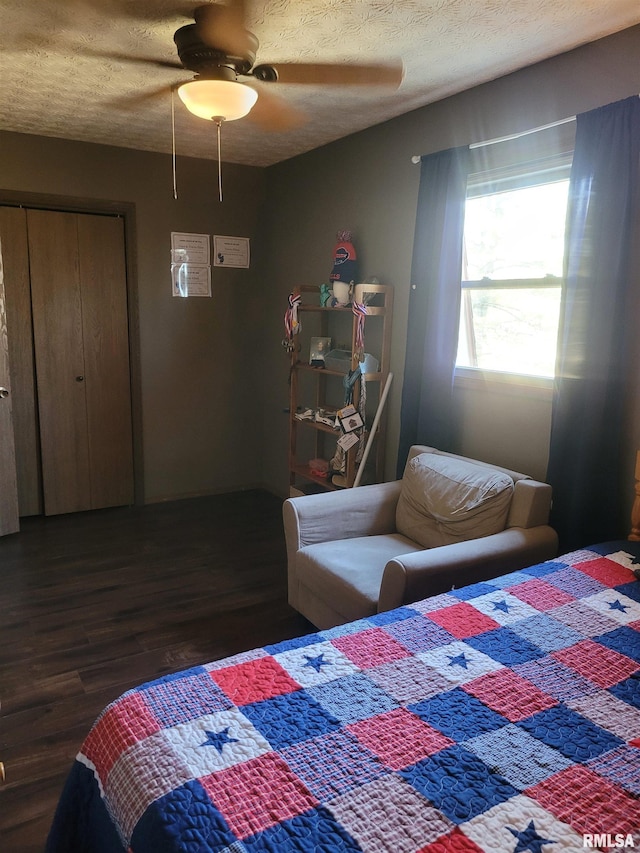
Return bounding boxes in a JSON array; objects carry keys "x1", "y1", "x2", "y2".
[
  {"x1": 90, "y1": 0, "x2": 403, "y2": 198},
  {"x1": 106, "y1": 0, "x2": 404, "y2": 131}
]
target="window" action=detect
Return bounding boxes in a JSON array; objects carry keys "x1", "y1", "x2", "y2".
[{"x1": 456, "y1": 144, "x2": 572, "y2": 379}]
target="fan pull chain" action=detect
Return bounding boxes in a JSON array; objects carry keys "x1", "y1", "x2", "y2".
[
  {"x1": 171, "y1": 87, "x2": 178, "y2": 200},
  {"x1": 215, "y1": 118, "x2": 224, "y2": 202}
]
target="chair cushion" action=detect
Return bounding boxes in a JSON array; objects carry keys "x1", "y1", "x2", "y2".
[
  {"x1": 296, "y1": 534, "x2": 423, "y2": 623},
  {"x1": 396, "y1": 453, "x2": 514, "y2": 548}
]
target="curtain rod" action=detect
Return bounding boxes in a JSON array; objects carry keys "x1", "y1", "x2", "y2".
[{"x1": 410, "y1": 114, "x2": 576, "y2": 163}]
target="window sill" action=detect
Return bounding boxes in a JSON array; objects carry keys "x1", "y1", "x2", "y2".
[{"x1": 454, "y1": 367, "x2": 553, "y2": 401}]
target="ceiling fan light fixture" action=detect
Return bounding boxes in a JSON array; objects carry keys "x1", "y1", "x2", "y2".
[{"x1": 177, "y1": 79, "x2": 258, "y2": 122}]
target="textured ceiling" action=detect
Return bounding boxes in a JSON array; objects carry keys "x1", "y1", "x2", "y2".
[{"x1": 1, "y1": 0, "x2": 639, "y2": 167}]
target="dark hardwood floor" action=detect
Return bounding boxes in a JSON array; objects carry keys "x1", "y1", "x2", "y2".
[{"x1": 0, "y1": 490, "x2": 311, "y2": 852}]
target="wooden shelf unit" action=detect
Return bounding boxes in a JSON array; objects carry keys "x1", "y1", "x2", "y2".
[{"x1": 287, "y1": 283, "x2": 393, "y2": 496}]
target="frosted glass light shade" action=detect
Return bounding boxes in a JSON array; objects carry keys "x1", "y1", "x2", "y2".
[{"x1": 177, "y1": 79, "x2": 258, "y2": 121}]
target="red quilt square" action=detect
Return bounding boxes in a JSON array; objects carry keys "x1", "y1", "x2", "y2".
[
  {"x1": 200, "y1": 751, "x2": 317, "y2": 838},
  {"x1": 573, "y1": 556, "x2": 636, "y2": 586},
  {"x1": 461, "y1": 669, "x2": 557, "y2": 721},
  {"x1": 552, "y1": 639, "x2": 639, "y2": 688},
  {"x1": 332, "y1": 627, "x2": 412, "y2": 669},
  {"x1": 347, "y1": 708, "x2": 453, "y2": 770},
  {"x1": 527, "y1": 765, "x2": 639, "y2": 835},
  {"x1": 82, "y1": 692, "x2": 161, "y2": 780},
  {"x1": 210, "y1": 656, "x2": 300, "y2": 705},
  {"x1": 427, "y1": 602, "x2": 500, "y2": 638},
  {"x1": 508, "y1": 578, "x2": 574, "y2": 610},
  {"x1": 420, "y1": 828, "x2": 485, "y2": 852}
]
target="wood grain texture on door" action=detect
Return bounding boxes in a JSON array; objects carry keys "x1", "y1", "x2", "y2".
[
  {"x1": 0, "y1": 206, "x2": 43, "y2": 516},
  {"x1": 0, "y1": 228, "x2": 20, "y2": 535},
  {"x1": 77, "y1": 214, "x2": 134, "y2": 509},
  {"x1": 27, "y1": 209, "x2": 92, "y2": 515}
]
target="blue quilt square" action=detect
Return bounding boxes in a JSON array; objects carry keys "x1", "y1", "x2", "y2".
[
  {"x1": 409, "y1": 686, "x2": 509, "y2": 741},
  {"x1": 485, "y1": 571, "x2": 535, "y2": 589},
  {"x1": 307, "y1": 673, "x2": 398, "y2": 724},
  {"x1": 266, "y1": 633, "x2": 322, "y2": 655},
  {"x1": 523, "y1": 560, "x2": 571, "y2": 578},
  {"x1": 464, "y1": 723, "x2": 573, "y2": 790},
  {"x1": 514, "y1": 657, "x2": 598, "y2": 702},
  {"x1": 595, "y1": 626, "x2": 640, "y2": 663},
  {"x1": 615, "y1": 581, "x2": 640, "y2": 603},
  {"x1": 244, "y1": 806, "x2": 361, "y2": 852},
  {"x1": 517, "y1": 704, "x2": 623, "y2": 762},
  {"x1": 384, "y1": 616, "x2": 455, "y2": 653},
  {"x1": 320, "y1": 618, "x2": 375, "y2": 640},
  {"x1": 466, "y1": 627, "x2": 544, "y2": 666},
  {"x1": 609, "y1": 673, "x2": 640, "y2": 709},
  {"x1": 131, "y1": 779, "x2": 237, "y2": 852},
  {"x1": 281, "y1": 730, "x2": 384, "y2": 800},
  {"x1": 242, "y1": 690, "x2": 340, "y2": 749},
  {"x1": 450, "y1": 582, "x2": 500, "y2": 601},
  {"x1": 142, "y1": 671, "x2": 233, "y2": 727},
  {"x1": 510, "y1": 613, "x2": 584, "y2": 653},
  {"x1": 543, "y1": 567, "x2": 606, "y2": 598},
  {"x1": 587, "y1": 744, "x2": 640, "y2": 796},
  {"x1": 367, "y1": 606, "x2": 420, "y2": 626},
  {"x1": 400, "y1": 744, "x2": 518, "y2": 824}
]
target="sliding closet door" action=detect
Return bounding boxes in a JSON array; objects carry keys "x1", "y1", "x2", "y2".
[
  {"x1": 0, "y1": 231, "x2": 19, "y2": 535},
  {"x1": 28, "y1": 209, "x2": 92, "y2": 515},
  {"x1": 27, "y1": 208, "x2": 134, "y2": 516},
  {"x1": 77, "y1": 214, "x2": 134, "y2": 509},
  {"x1": 0, "y1": 206, "x2": 42, "y2": 518}
]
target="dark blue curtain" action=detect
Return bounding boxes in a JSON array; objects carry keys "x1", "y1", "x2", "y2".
[
  {"x1": 396, "y1": 146, "x2": 470, "y2": 475},
  {"x1": 547, "y1": 95, "x2": 640, "y2": 551}
]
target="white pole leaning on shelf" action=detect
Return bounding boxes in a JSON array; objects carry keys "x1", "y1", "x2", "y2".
[{"x1": 353, "y1": 372, "x2": 393, "y2": 488}]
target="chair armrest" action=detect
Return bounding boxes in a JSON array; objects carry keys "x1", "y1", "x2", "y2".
[
  {"x1": 378, "y1": 525, "x2": 559, "y2": 612},
  {"x1": 507, "y1": 479, "x2": 553, "y2": 528},
  {"x1": 283, "y1": 481, "x2": 402, "y2": 551}
]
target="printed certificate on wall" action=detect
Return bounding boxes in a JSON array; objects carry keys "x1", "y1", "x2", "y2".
[
  {"x1": 171, "y1": 232, "x2": 211, "y2": 265},
  {"x1": 171, "y1": 263, "x2": 212, "y2": 297},
  {"x1": 213, "y1": 236, "x2": 250, "y2": 268}
]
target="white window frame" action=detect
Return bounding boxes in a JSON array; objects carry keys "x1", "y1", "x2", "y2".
[{"x1": 455, "y1": 133, "x2": 574, "y2": 389}]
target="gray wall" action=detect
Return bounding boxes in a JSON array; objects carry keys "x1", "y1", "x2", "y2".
[
  {"x1": 259, "y1": 25, "x2": 640, "y2": 501},
  {"x1": 1, "y1": 24, "x2": 639, "y2": 510},
  {"x1": 0, "y1": 132, "x2": 266, "y2": 503}
]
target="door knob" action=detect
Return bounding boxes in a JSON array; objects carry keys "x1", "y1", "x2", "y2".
[
  {"x1": 75, "y1": 376, "x2": 84, "y2": 382},
  {"x1": 0, "y1": 387, "x2": 8, "y2": 398}
]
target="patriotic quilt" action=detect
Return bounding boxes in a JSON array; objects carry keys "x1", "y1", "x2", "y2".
[{"x1": 46, "y1": 541, "x2": 640, "y2": 852}]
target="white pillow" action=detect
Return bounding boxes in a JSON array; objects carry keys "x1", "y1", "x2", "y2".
[{"x1": 396, "y1": 453, "x2": 514, "y2": 548}]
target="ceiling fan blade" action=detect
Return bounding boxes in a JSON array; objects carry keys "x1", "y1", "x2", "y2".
[
  {"x1": 57, "y1": 0, "x2": 196, "y2": 23},
  {"x1": 244, "y1": 85, "x2": 306, "y2": 132},
  {"x1": 107, "y1": 83, "x2": 177, "y2": 110},
  {"x1": 74, "y1": 45, "x2": 184, "y2": 71},
  {"x1": 194, "y1": 1, "x2": 255, "y2": 59},
  {"x1": 259, "y1": 61, "x2": 404, "y2": 89}
]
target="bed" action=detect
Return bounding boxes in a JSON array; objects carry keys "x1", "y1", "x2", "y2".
[{"x1": 46, "y1": 539, "x2": 640, "y2": 852}]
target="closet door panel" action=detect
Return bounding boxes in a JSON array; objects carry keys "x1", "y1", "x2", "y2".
[
  {"x1": 0, "y1": 231, "x2": 19, "y2": 535},
  {"x1": 27, "y1": 209, "x2": 91, "y2": 515},
  {"x1": 77, "y1": 214, "x2": 134, "y2": 508},
  {"x1": 0, "y1": 206, "x2": 42, "y2": 516}
]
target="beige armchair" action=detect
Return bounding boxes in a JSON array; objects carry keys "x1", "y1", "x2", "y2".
[{"x1": 283, "y1": 445, "x2": 558, "y2": 629}]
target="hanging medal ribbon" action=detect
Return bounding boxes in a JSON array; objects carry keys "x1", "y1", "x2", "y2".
[
  {"x1": 282, "y1": 292, "x2": 301, "y2": 352},
  {"x1": 352, "y1": 300, "x2": 367, "y2": 362}
]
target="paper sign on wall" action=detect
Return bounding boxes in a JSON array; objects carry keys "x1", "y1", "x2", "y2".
[
  {"x1": 213, "y1": 236, "x2": 250, "y2": 268},
  {"x1": 171, "y1": 232, "x2": 212, "y2": 297}
]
